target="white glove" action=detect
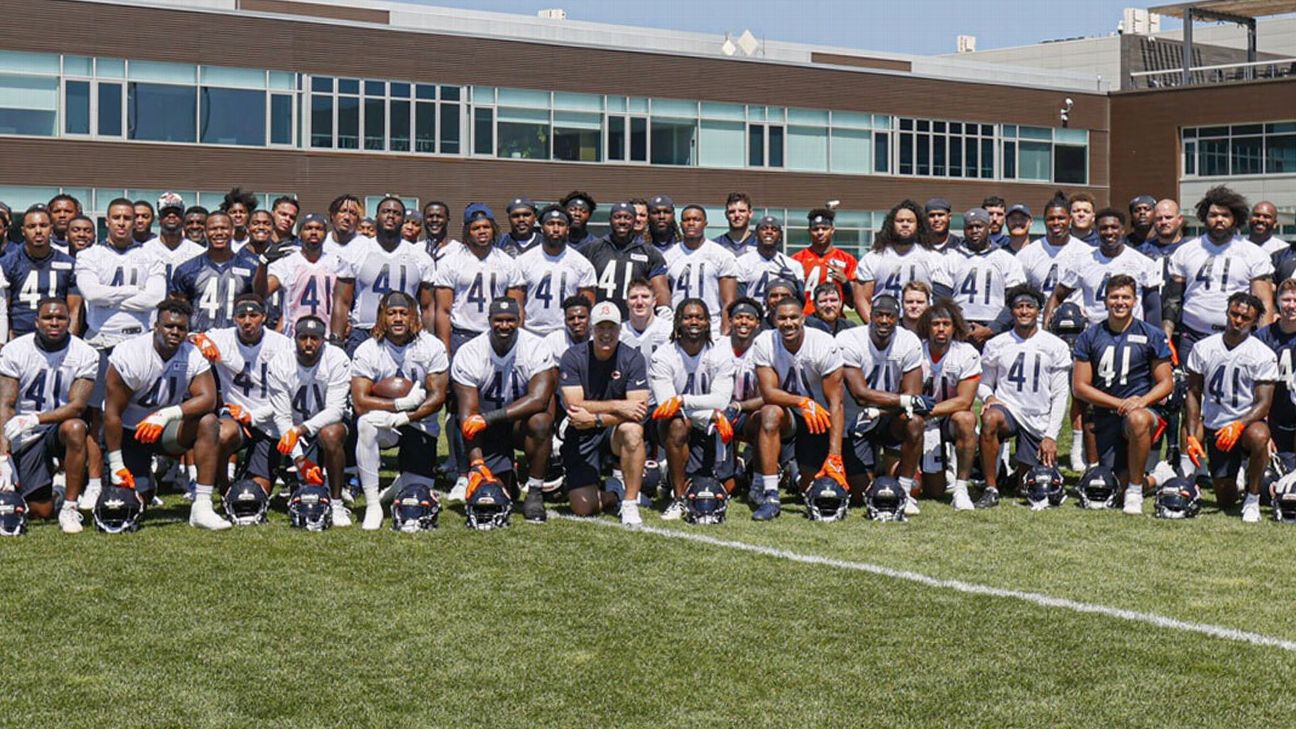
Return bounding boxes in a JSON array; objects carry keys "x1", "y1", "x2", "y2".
[
  {"x1": 0, "y1": 456, "x2": 14, "y2": 491},
  {"x1": 392, "y1": 384, "x2": 426, "y2": 412},
  {"x1": 368, "y1": 411, "x2": 412, "y2": 429},
  {"x1": 655, "y1": 305, "x2": 674, "y2": 320},
  {"x1": 3, "y1": 413, "x2": 39, "y2": 442},
  {"x1": 142, "y1": 405, "x2": 184, "y2": 428}
]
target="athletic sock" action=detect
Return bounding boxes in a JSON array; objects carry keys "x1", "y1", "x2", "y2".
[
  {"x1": 1126, "y1": 482, "x2": 1141, "y2": 494},
  {"x1": 611, "y1": 468, "x2": 625, "y2": 482},
  {"x1": 954, "y1": 479, "x2": 969, "y2": 492},
  {"x1": 86, "y1": 477, "x2": 101, "y2": 491},
  {"x1": 1244, "y1": 492, "x2": 1260, "y2": 506},
  {"x1": 898, "y1": 476, "x2": 916, "y2": 494},
  {"x1": 525, "y1": 476, "x2": 544, "y2": 493},
  {"x1": 194, "y1": 483, "x2": 214, "y2": 500},
  {"x1": 760, "y1": 474, "x2": 779, "y2": 492},
  {"x1": 186, "y1": 464, "x2": 198, "y2": 482}
]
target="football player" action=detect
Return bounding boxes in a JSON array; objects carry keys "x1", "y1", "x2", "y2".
[
  {"x1": 46, "y1": 193, "x2": 81, "y2": 251},
  {"x1": 1257, "y1": 278, "x2": 1296, "y2": 460},
  {"x1": 452, "y1": 298, "x2": 556, "y2": 523},
  {"x1": 131, "y1": 201, "x2": 157, "y2": 245},
  {"x1": 102, "y1": 299, "x2": 228, "y2": 530},
  {"x1": 917, "y1": 299, "x2": 981, "y2": 509},
  {"x1": 715, "y1": 192, "x2": 756, "y2": 255},
  {"x1": 618, "y1": 279, "x2": 673, "y2": 363},
  {"x1": 332, "y1": 196, "x2": 437, "y2": 354},
  {"x1": 1247, "y1": 200, "x2": 1285, "y2": 255},
  {"x1": 268, "y1": 315, "x2": 352, "y2": 525},
  {"x1": 557, "y1": 301, "x2": 650, "y2": 525},
  {"x1": 323, "y1": 194, "x2": 369, "y2": 257},
  {"x1": 65, "y1": 215, "x2": 97, "y2": 255},
  {"x1": 983, "y1": 195, "x2": 1009, "y2": 248},
  {"x1": 1069, "y1": 192, "x2": 1098, "y2": 246},
  {"x1": 722, "y1": 298, "x2": 766, "y2": 453},
  {"x1": 793, "y1": 208, "x2": 864, "y2": 317},
  {"x1": 900, "y1": 281, "x2": 932, "y2": 335},
  {"x1": 646, "y1": 195, "x2": 680, "y2": 252},
  {"x1": 1071, "y1": 274, "x2": 1175, "y2": 514},
  {"x1": 517, "y1": 206, "x2": 596, "y2": 336},
  {"x1": 649, "y1": 299, "x2": 736, "y2": 520},
  {"x1": 433, "y1": 203, "x2": 525, "y2": 355},
  {"x1": 1138, "y1": 199, "x2": 1188, "y2": 264},
  {"x1": 837, "y1": 295, "x2": 926, "y2": 510},
  {"x1": 560, "y1": 191, "x2": 598, "y2": 250},
  {"x1": 946, "y1": 207, "x2": 1026, "y2": 345},
  {"x1": 1185, "y1": 292, "x2": 1278, "y2": 523},
  {"x1": 924, "y1": 198, "x2": 963, "y2": 254},
  {"x1": 4, "y1": 206, "x2": 81, "y2": 338},
  {"x1": 182, "y1": 206, "x2": 208, "y2": 248},
  {"x1": 269, "y1": 195, "x2": 300, "y2": 246},
  {"x1": 1001, "y1": 203, "x2": 1033, "y2": 254},
  {"x1": 734, "y1": 216, "x2": 801, "y2": 303},
  {"x1": 168, "y1": 211, "x2": 261, "y2": 332},
  {"x1": 750, "y1": 296, "x2": 846, "y2": 520},
  {"x1": 1125, "y1": 195, "x2": 1157, "y2": 249},
  {"x1": 496, "y1": 197, "x2": 541, "y2": 257},
  {"x1": 145, "y1": 192, "x2": 204, "y2": 284},
  {"x1": 1044, "y1": 209, "x2": 1162, "y2": 327},
  {"x1": 0, "y1": 298, "x2": 97, "y2": 532},
  {"x1": 401, "y1": 212, "x2": 423, "y2": 245},
  {"x1": 579, "y1": 201, "x2": 671, "y2": 310},
  {"x1": 855, "y1": 199, "x2": 951, "y2": 319},
  {"x1": 975, "y1": 287, "x2": 1072, "y2": 508},
  {"x1": 350, "y1": 291, "x2": 450, "y2": 530},
  {"x1": 806, "y1": 283, "x2": 857, "y2": 336},
  {"x1": 259, "y1": 213, "x2": 345, "y2": 337},
  {"x1": 664, "y1": 205, "x2": 738, "y2": 334},
  {"x1": 221, "y1": 187, "x2": 257, "y2": 249},
  {"x1": 421, "y1": 201, "x2": 457, "y2": 263},
  {"x1": 545, "y1": 295, "x2": 592, "y2": 363},
  {"x1": 1016, "y1": 194, "x2": 1084, "y2": 309}
]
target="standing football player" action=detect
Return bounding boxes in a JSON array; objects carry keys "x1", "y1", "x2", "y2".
[
  {"x1": 664, "y1": 205, "x2": 738, "y2": 334},
  {"x1": 259, "y1": 213, "x2": 345, "y2": 337},
  {"x1": 579, "y1": 201, "x2": 671, "y2": 310},
  {"x1": 618, "y1": 279, "x2": 673, "y2": 363},
  {"x1": 946, "y1": 207, "x2": 1026, "y2": 346},
  {"x1": 168, "y1": 211, "x2": 261, "y2": 333},
  {"x1": 715, "y1": 192, "x2": 757, "y2": 256},
  {"x1": 496, "y1": 197, "x2": 541, "y2": 257},
  {"x1": 517, "y1": 206, "x2": 596, "y2": 336},
  {"x1": 1045, "y1": 209, "x2": 1162, "y2": 328},
  {"x1": 855, "y1": 200, "x2": 951, "y2": 318},
  {"x1": 793, "y1": 208, "x2": 864, "y2": 317},
  {"x1": 3, "y1": 206, "x2": 81, "y2": 338},
  {"x1": 735, "y1": 216, "x2": 801, "y2": 303},
  {"x1": 1257, "y1": 278, "x2": 1296, "y2": 462}
]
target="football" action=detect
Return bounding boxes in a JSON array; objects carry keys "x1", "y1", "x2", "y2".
[{"x1": 371, "y1": 376, "x2": 414, "y2": 400}]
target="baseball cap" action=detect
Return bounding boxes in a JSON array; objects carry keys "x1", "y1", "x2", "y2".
[
  {"x1": 872, "y1": 294, "x2": 901, "y2": 314},
  {"x1": 964, "y1": 208, "x2": 990, "y2": 225},
  {"x1": 489, "y1": 297, "x2": 521, "y2": 318},
  {"x1": 924, "y1": 198, "x2": 952, "y2": 213},
  {"x1": 506, "y1": 196, "x2": 535, "y2": 214},
  {"x1": 590, "y1": 301, "x2": 622, "y2": 326},
  {"x1": 649, "y1": 194, "x2": 674, "y2": 210},
  {"x1": 1129, "y1": 194, "x2": 1157, "y2": 210},
  {"x1": 609, "y1": 201, "x2": 636, "y2": 217},
  {"x1": 157, "y1": 192, "x2": 185, "y2": 214},
  {"x1": 1007, "y1": 203, "x2": 1032, "y2": 218},
  {"x1": 755, "y1": 215, "x2": 782, "y2": 231},
  {"x1": 463, "y1": 202, "x2": 495, "y2": 225}
]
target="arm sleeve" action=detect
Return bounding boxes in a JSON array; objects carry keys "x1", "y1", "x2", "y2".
[
  {"x1": 648, "y1": 352, "x2": 676, "y2": 406},
  {"x1": 267, "y1": 357, "x2": 295, "y2": 437},
  {"x1": 74, "y1": 259, "x2": 133, "y2": 306},
  {"x1": 1141, "y1": 289, "x2": 1162, "y2": 324},
  {"x1": 683, "y1": 356, "x2": 734, "y2": 415}
]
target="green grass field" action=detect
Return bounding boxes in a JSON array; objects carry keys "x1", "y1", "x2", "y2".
[{"x1": 6, "y1": 428, "x2": 1296, "y2": 726}]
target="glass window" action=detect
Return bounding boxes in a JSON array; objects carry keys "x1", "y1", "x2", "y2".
[
  {"x1": 1267, "y1": 135, "x2": 1296, "y2": 173},
  {"x1": 768, "y1": 125, "x2": 784, "y2": 167},
  {"x1": 1018, "y1": 125, "x2": 1051, "y2": 141},
  {"x1": 200, "y1": 87, "x2": 264, "y2": 145},
  {"x1": 471, "y1": 86, "x2": 494, "y2": 104},
  {"x1": 1002, "y1": 141, "x2": 1015, "y2": 178},
  {"x1": 932, "y1": 135, "x2": 946, "y2": 176},
  {"x1": 607, "y1": 96, "x2": 626, "y2": 113},
  {"x1": 553, "y1": 111, "x2": 601, "y2": 162},
  {"x1": 311, "y1": 76, "x2": 333, "y2": 93},
  {"x1": 95, "y1": 58, "x2": 125, "y2": 79},
  {"x1": 899, "y1": 133, "x2": 913, "y2": 175},
  {"x1": 365, "y1": 80, "x2": 385, "y2": 96},
  {"x1": 1018, "y1": 140, "x2": 1051, "y2": 181},
  {"x1": 390, "y1": 99, "x2": 410, "y2": 152},
  {"x1": 786, "y1": 125, "x2": 827, "y2": 171},
  {"x1": 127, "y1": 83, "x2": 195, "y2": 142},
  {"x1": 497, "y1": 107, "x2": 549, "y2": 159},
  {"x1": 269, "y1": 71, "x2": 295, "y2": 91},
  {"x1": 650, "y1": 118, "x2": 695, "y2": 165},
  {"x1": 64, "y1": 55, "x2": 93, "y2": 76},
  {"x1": 497, "y1": 87, "x2": 549, "y2": 108},
  {"x1": 830, "y1": 128, "x2": 870, "y2": 173},
  {"x1": 554, "y1": 92, "x2": 602, "y2": 112},
  {"x1": 0, "y1": 74, "x2": 58, "y2": 136},
  {"x1": 416, "y1": 84, "x2": 436, "y2": 101},
  {"x1": 966, "y1": 138, "x2": 980, "y2": 177},
  {"x1": 338, "y1": 78, "x2": 359, "y2": 95},
  {"x1": 832, "y1": 111, "x2": 871, "y2": 130},
  {"x1": 0, "y1": 51, "x2": 59, "y2": 75},
  {"x1": 441, "y1": 86, "x2": 461, "y2": 101},
  {"x1": 608, "y1": 116, "x2": 626, "y2": 161},
  {"x1": 390, "y1": 82, "x2": 410, "y2": 99},
  {"x1": 98, "y1": 82, "x2": 122, "y2": 136},
  {"x1": 337, "y1": 95, "x2": 359, "y2": 149},
  {"x1": 981, "y1": 138, "x2": 994, "y2": 178},
  {"x1": 629, "y1": 97, "x2": 649, "y2": 114},
  {"x1": 1184, "y1": 140, "x2": 1196, "y2": 175},
  {"x1": 788, "y1": 107, "x2": 829, "y2": 125},
  {"x1": 949, "y1": 133, "x2": 962, "y2": 177},
  {"x1": 474, "y1": 107, "x2": 493, "y2": 155},
  {"x1": 916, "y1": 133, "x2": 930, "y2": 175},
  {"x1": 364, "y1": 96, "x2": 385, "y2": 150},
  {"x1": 310, "y1": 94, "x2": 332, "y2": 148},
  {"x1": 1199, "y1": 138, "x2": 1229, "y2": 176},
  {"x1": 65, "y1": 80, "x2": 90, "y2": 134},
  {"x1": 201, "y1": 66, "x2": 264, "y2": 88},
  {"x1": 748, "y1": 124, "x2": 764, "y2": 166},
  {"x1": 700, "y1": 101, "x2": 745, "y2": 121},
  {"x1": 270, "y1": 94, "x2": 293, "y2": 145},
  {"x1": 873, "y1": 132, "x2": 888, "y2": 173},
  {"x1": 414, "y1": 101, "x2": 435, "y2": 153},
  {"x1": 630, "y1": 117, "x2": 647, "y2": 162},
  {"x1": 128, "y1": 60, "x2": 195, "y2": 84},
  {"x1": 1231, "y1": 136, "x2": 1263, "y2": 175},
  {"x1": 652, "y1": 98, "x2": 695, "y2": 117},
  {"x1": 1054, "y1": 144, "x2": 1086, "y2": 184},
  {"x1": 699, "y1": 120, "x2": 744, "y2": 168},
  {"x1": 440, "y1": 103, "x2": 460, "y2": 154}
]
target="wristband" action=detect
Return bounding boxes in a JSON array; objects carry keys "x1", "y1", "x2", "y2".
[
  {"x1": 108, "y1": 450, "x2": 125, "y2": 472},
  {"x1": 482, "y1": 408, "x2": 508, "y2": 426},
  {"x1": 157, "y1": 405, "x2": 183, "y2": 422},
  {"x1": 595, "y1": 414, "x2": 605, "y2": 427}
]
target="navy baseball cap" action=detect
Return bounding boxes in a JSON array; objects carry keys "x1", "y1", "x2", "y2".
[
  {"x1": 964, "y1": 208, "x2": 990, "y2": 225},
  {"x1": 924, "y1": 198, "x2": 952, "y2": 213},
  {"x1": 1129, "y1": 194, "x2": 1156, "y2": 210},
  {"x1": 506, "y1": 196, "x2": 535, "y2": 214},
  {"x1": 1007, "y1": 203, "x2": 1032, "y2": 218},
  {"x1": 649, "y1": 195, "x2": 674, "y2": 210},
  {"x1": 463, "y1": 202, "x2": 495, "y2": 224},
  {"x1": 609, "y1": 202, "x2": 636, "y2": 217},
  {"x1": 756, "y1": 215, "x2": 782, "y2": 231}
]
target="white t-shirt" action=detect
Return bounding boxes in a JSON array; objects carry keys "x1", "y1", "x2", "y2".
[
  {"x1": 450, "y1": 329, "x2": 555, "y2": 411},
  {"x1": 664, "y1": 240, "x2": 739, "y2": 332},
  {"x1": 619, "y1": 317, "x2": 673, "y2": 364},
  {"x1": 750, "y1": 328, "x2": 842, "y2": 407},
  {"x1": 205, "y1": 327, "x2": 295, "y2": 424},
  {"x1": 1059, "y1": 246, "x2": 1162, "y2": 324},
  {"x1": 1186, "y1": 333, "x2": 1280, "y2": 429},
  {"x1": 516, "y1": 245, "x2": 596, "y2": 336},
  {"x1": 323, "y1": 231, "x2": 376, "y2": 260},
  {"x1": 336, "y1": 238, "x2": 437, "y2": 330},
  {"x1": 856, "y1": 245, "x2": 952, "y2": 299},
  {"x1": 142, "y1": 237, "x2": 204, "y2": 286},
  {"x1": 350, "y1": 332, "x2": 450, "y2": 436},
  {"x1": 543, "y1": 329, "x2": 584, "y2": 364},
  {"x1": 922, "y1": 340, "x2": 981, "y2": 404},
  {"x1": 648, "y1": 341, "x2": 735, "y2": 425},
  {"x1": 836, "y1": 325, "x2": 923, "y2": 428},
  {"x1": 107, "y1": 332, "x2": 211, "y2": 430},
  {"x1": 1169, "y1": 235, "x2": 1275, "y2": 333},
  {"x1": 268, "y1": 250, "x2": 346, "y2": 336},
  {"x1": 735, "y1": 248, "x2": 802, "y2": 302},
  {"x1": 1252, "y1": 234, "x2": 1287, "y2": 256},
  {"x1": 75, "y1": 242, "x2": 166, "y2": 342},
  {"x1": 727, "y1": 336, "x2": 760, "y2": 403},
  {"x1": 979, "y1": 329, "x2": 1072, "y2": 438},
  {"x1": 0, "y1": 333, "x2": 98, "y2": 418},
  {"x1": 945, "y1": 245, "x2": 1026, "y2": 322},
  {"x1": 267, "y1": 344, "x2": 352, "y2": 438},
  {"x1": 1016, "y1": 236, "x2": 1087, "y2": 304},
  {"x1": 432, "y1": 245, "x2": 524, "y2": 334}
]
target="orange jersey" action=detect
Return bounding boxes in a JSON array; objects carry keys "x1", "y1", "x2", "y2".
[{"x1": 792, "y1": 246, "x2": 857, "y2": 315}]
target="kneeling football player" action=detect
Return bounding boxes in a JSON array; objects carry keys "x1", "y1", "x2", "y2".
[
  {"x1": 0, "y1": 298, "x2": 98, "y2": 532},
  {"x1": 350, "y1": 292, "x2": 449, "y2": 530},
  {"x1": 452, "y1": 298, "x2": 557, "y2": 524},
  {"x1": 103, "y1": 299, "x2": 228, "y2": 529},
  {"x1": 916, "y1": 299, "x2": 982, "y2": 510}
]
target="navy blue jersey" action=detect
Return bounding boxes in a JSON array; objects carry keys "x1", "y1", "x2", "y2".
[
  {"x1": 1073, "y1": 228, "x2": 1100, "y2": 246},
  {"x1": 715, "y1": 229, "x2": 756, "y2": 257},
  {"x1": 989, "y1": 231, "x2": 1010, "y2": 248},
  {"x1": 559, "y1": 341, "x2": 648, "y2": 403},
  {"x1": 568, "y1": 230, "x2": 598, "y2": 252},
  {"x1": 1, "y1": 246, "x2": 78, "y2": 336},
  {"x1": 1073, "y1": 318, "x2": 1171, "y2": 404},
  {"x1": 496, "y1": 230, "x2": 542, "y2": 257},
  {"x1": 1273, "y1": 244, "x2": 1296, "y2": 285},
  {"x1": 168, "y1": 249, "x2": 260, "y2": 332},
  {"x1": 1256, "y1": 323, "x2": 1296, "y2": 428},
  {"x1": 580, "y1": 237, "x2": 668, "y2": 308}
]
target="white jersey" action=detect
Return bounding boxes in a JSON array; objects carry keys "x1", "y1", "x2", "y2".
[
  {"x1": 267, "y1": 344, "x2": 352, "y2": 438},
  {"x1": 979, "y1": 329, "x2": 1072, "y2": 439},
  {"x1": 836, "y1": 325, "x2": 923, "y2": 428},
  {"x1": 751, "y1": 328, "x2": 842, "y2": 407},
  {"x1": 735, "y1": 248, "x2": 802, "y2": 302},
  {"x1": 142, "y1": 237, "x2": 204, "y2": 285},
  {"x1": 648, "y1": 341, "x2": 735, "y2": 423},
  {"x1": 543, "y1": 329, "x2": 584, "y2": 363},
  {"x1": 350, "y1": 332, "x2": 450, "y2": 436},
  {"x1": 336, "y1": 237, "x2": 436, "y2": 330},
  {"x1": 107, "y1": 332, "x2": 210, "y2": 430},
  {"x1": 75, "y1": 242, "x2": 166, "y2": 343},
  {"x1": 323, "y1": 231, "x2": 376, "y2": 260},
  {"x1": 1169, "y1": 235, "x2": 1275, "y2": 333},
  {"x1": 268, "y1": 250, "x2": 346, "y2": 336},
  {"x1": 450, "y1": 330, "x2": 555, "y2": 411},
  {"x1": 516, "y1": 245, "x2": 596, "y2": 336},
  {"x1": 1186, "y1": 333, "x2": 1280, "y2": 430},
  {"x1": 205, "y1": 327, "x2": 295, "y2": 422},
  {"x1": 663, "y1": 240, "x2": 738, "y2": 331},
  {"x1": 728, "y1": 337, "x2": 760, "y2": 402},
  {"x1": 0, "y1": 333, "x2": 98, "y2": 418},
  {"x1": 619, "y1": 317, "x2": 673, "y2": 363},
  {"x1": 922, "y1": 340, "x2": 982, "y2": 404},
  {"x1": 432, "y1": 244, "x2": 524, "y2": 334},
  {"x1": 855, "y1": 245, "x2": 953, "y2": 299},
  {"x1": 945, "y1": 245, "x2": 1026, "y2": 323},
  {"x1": 1059, "y1": 246, "x2": 1162, "y2": 324},
  {"x1": 1016, "y1": 236, "x2": 1087, "y2": 304},
  {"x1": 1252, "y1": 234, "x2": 1287, "y2": 256}
]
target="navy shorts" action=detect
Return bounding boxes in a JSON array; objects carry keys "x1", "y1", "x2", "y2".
[
  {"x1": 13, "y1": 424, "x2": 65, "y2": 500},
  {"x1": 344, "y1": 328, "x2": 372, "y2": 357},
  {"x1": 122, "y1": 428, "x2": 179, "y2": 496},
  {"x1": 989, "y1": 404, "x2": 1043, "y2": 468},
  {"x1": 469, "y1": 421, "x2": 522, "y2": 476},
  {"x1": 655, "y1": 419, "x2": 735, "y2": 481},
  {"x1": 844, "y1": 414, "x2": 904, "y2": 476},
  {"x1": 395, "y1": 426, "x2": 439, "y2": 479},
  {"x1": 1175, "y1": 325, "x2": 1220, "y2": 372},
  {"x1": 1270, "y1": 421, "x2": 1296, "y2": 456},
  {"x1": 560, "y1": 425, "x2": 615, "y2": 491},
  {"x1": 786, "y1": 409, "x2": 830, "y2": 476},
  {"x1": 1204, "y1": 426, "x2": 1256, "y2": 481},
  {"x1": 91, "y1": 348, "x2": 114, "y2": 408},
  {"x1": 227, "y1": 421, "x2": 280, "y2": 481}
]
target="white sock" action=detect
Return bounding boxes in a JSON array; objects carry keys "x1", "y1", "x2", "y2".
[
  {"x1": 760, "y1": 474, "x2": 779, "y2": 493},
  {"x1": 898, "y1": 476, "x2": 915, "y2": 495},
  {"x1": 1071, "y1": 430, "x2": 1083, "y2": 449},
  {"x1": 1126, "y1": 482, "x2": 1141, "y2": 494},
  {"x1": 612, "y1": 468, "x2": 625, "y2": 482},
  {"x1": 356, "y1": 415, "x2": 383, "y2": 497},
  {"x1": 226, "y1": 462, "x2": 236, "y2": 479},
  {"x1": 186, "y1": 464, "x2": 198, "y2": 481},
  {"x1": 87, "y1": 477, "x2": 101, "y2": 490},
  {"x1": 61, "y1": 498, "x2": 77, "y2": 511},
  {"x1": 525, "y1": 476, "x2": 544, "y2": 493},
  {"x1": 194, "y1": 483, "x2": 213, "y2": 502},
  {"x1": 1244, "y1": 492, "x2": 1260, "y2": 506},
  {"x1": 954, "y1": 479, "x2": 969, "y2": 493}
]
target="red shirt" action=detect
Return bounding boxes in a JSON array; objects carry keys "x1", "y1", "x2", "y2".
[{"x1": 793, "y1": 246, "x2": 857, "y2": 315}]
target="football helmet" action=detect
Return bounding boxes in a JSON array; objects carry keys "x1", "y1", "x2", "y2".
[
  {"x1": 465, "y1": 479, "x2": 512, "y2": 530},
  {"x1": 94, "y1": 485, "x2": 144, "y2": 534},
  {"x1": 683, "y1": 477, "x2": 728, "y2": 525},
  {"x1": 1271, "y1": 471, "x2": 1296, "y2": 523},
  {"x1": 1050, "y1": 302, "x2": 1087, "y2": 347},
  {"x1": 640, "y1": 460, "x2": 663, "y2": 501},
  {"x1": 0, "y1": 490, "x2": 28, "y2": 536},
  {"x1": 1024, "y1": 465, "x2": 1066, "y2": 510},
  {"x1": 804, "y1": 476, "x2": 849, "y2": 522},
  {"x1": 865, "y1": 476, "x2": 906, "y2": 522},
  {"x1": 1153, "y1": 477, "x2": 1202, "y2": 519},
  {"x1": 288, "y1": 485, "x2": 332, "y2": 531},
  {"x1": 222, "y1": 479, "x2": 269, "y2": 526},
  {"x1": 1076, "y1": 465, "x2": 1119, "y2": 510},
  {"x1": 391, "y1": 482, "x2": 440, "y2": 532}
]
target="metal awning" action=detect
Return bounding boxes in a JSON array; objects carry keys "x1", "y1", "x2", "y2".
[{"x1": 1144, "y1": 1, "x2": 1296, "y2": 84}]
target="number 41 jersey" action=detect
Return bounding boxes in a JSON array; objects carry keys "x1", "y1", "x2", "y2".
[
  {"x1": 432, "y1": 245, "x2": 523, "y2": 334},
  {"x1": 107, "y1": 332, "x2": 211, "y2": 430},
  {"x1": 0, "y1": 332, "x2": 98, "y2": 417},
  {"x1": 450, "y1": 329, "x2": 555, "y2": 412},
  {"x1": 1186, "y1": 333, "x2": 1279, "y2": 430},
  {"x1": 268, "y1": 343, "x2": 352, "y2": 438}
]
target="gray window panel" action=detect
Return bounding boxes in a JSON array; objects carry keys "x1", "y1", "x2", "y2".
[
  {"x1": 414, "y1": 101, "x2": 435, "y2": 153},
  {"x1": 390, "y1": 99, "x2": 410, "y2": 152},
  {"x1": 65, "y1": 80, "x2": 90, "y2": 134},
  {"x1": 310, "y1": 94, "x2": 332, "y2": 148},
  {"x1": 650, "y1": 118, "x2": 696, "y2": 166},
  {"x1": 1230, "y1": 136, "x2": 1263, "y2": 175},
  {"x1": 200, "y1": 87, "x2": 265, "y2": 146},
  {"x1": 439, "y1": 103, "x2": 460, "y2": 154},
  {"x1": 364, "y1": 96, "x2": 384, "y2": 150},
  {"x1": 270, "y1": 93, "x2": 292, "y2": 145},
  {"x1": 0, "y1": 74, "x2": 58, "y2": 136},
  {"x1": 1268, "y1": 135, "x2": 1296, "y2": 174},
  {"x1": 98, "y1": 82, "x2": 122, "y2": 136},
  {"x1": 337, "y1": 95, "x2": 359, "y2": 149},
  {"x1": 127, "y1": 82, "x2": 195, "y2": 142}
]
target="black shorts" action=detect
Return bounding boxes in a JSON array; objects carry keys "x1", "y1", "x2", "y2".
[
  {"x1": 122, "y1": 428, "x2": 177, "y2": 496},
  {"x1": 989, "y1": 404, "x2": 1043, "y2": 468},
  {"x1": 13, "y1": 424, "x2": 64, "y2": 501},
  {"x1": 1091, "y1": 408, "x2": 1165, "y2": 472},
  {"x1": 560, "y1": 425, "x2": 615, "y2": 491},
  {"x1": 395, "y1": 427, "x2": 439, "y2": 479},
  {"x1": 787, "y1": 409, "x2": 830, "y2": 476},
  {"x1": 1270, "y1": 421, "x2": 1296, "y2": 456},
  {"x1": 1204, "y1": 426, "x2": 1256, "y2": 481},
  {"x1": 469, "y1": 422, "x2": 523, "y2": 476},
  {"x1": 657, "y1": 419, "x2": 735, "y2": 481},
  {"x1": 1175, "y1": 324, "x2": 1220, "y2": 370},
  {"x1": 844, "y1": 414, "x2": 904, "y2": 476},
  {"x1": 227, "y1": 421, "x2": 280, "y2": 481},
  {"x1": 344, "y1": 328, "x2": 371, "y2": 357}
]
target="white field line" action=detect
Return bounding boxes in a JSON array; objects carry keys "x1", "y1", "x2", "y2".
[{"x1": 553, "y1": 512, "x2": 1296, "y2": 654}]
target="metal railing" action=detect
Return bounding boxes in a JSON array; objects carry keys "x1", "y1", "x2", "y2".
[{"x1": 1129, "y1": 57, "x2": 1296, "y2": 88}]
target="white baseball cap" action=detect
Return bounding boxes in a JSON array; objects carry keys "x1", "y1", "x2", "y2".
[{"x1": 591, "y1": 301, "x2": 621, "y2": 326}]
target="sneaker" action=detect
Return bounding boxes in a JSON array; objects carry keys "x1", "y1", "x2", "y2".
[
  {"x1": 332, "y1": 502, "x2": 353, "y2": 527},
  {"x1": 952, "y1": 486, "x2": 975, "y2": 511},
  {"x1": 58, "y1": 506, "x2": 84, "y2": 534},
  {"x1": 1149, "y1": 460, "x2": 1178, "y2": 489},
  {"x1": 1123, "y1": 486, "x2": 1144, "y2": 515},
  {"x1": 904, "y1": 495, "x2": 921, "y2": 516},
  {"x1": 151, "y1": 494, "x2": 165, "y2": 507},
  {"x1": 1069, "y1": 443, "x2": 1085, "y2": 473},
  {"x1": 620, "y1": 501, "x2": 643, "y2": 527},
  {"x1": 661, "y1": 497, "x2": 686, "y2": 521},
  {"x1": 751, "y1": 499, "x2": 781, "y2": 521},
  {"x1": 1242, "y1": 497, "x2": 1261, "y2": 524},
  {"x1": 78, "y1": 481, "x2": 101, "y2": 511},
  {"x1": 523, "y1": 487, "x2": 547, "y2": 523},
  {"x1": 189, "y1": 500, "x2": 232, "y2": 531},
  {"x1": 362, "y1": 503, "x2": 383, "y2": 530},
  {"x1": 974, "y1": 487, "x2": 1000, "y2": 510},
  {"x1": 446, "y1": 477, "x2": 468, "y2": 504}
]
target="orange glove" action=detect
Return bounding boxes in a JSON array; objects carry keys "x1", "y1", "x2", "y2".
[
  {"x1": 465, "y1": 458, "x2": 495, "y2": 499},
  {"x1": 223, "y1": 404, "x2": 252, "y2": 425},
  {"x1": 1214, "y1": 421, "x2": 1246, "y2": 453},
  {"x1": 190, "y1": 333, "x2": 221, "y2": 362},
  {"x1": 111, "y1": 468, "x2": 136, "y2": 490},
  {"x1": 134, "y1": 412, "x2": 170, "y2": 444},
  {"x1": 652, "y1": 396, "x2": 683, "y2": 420},
  {"x1": 710, "y1": 410, "x2": 734, "y2": 444},
  {"x1": 1167, "y1": 339, "x2": 1180, "y2": 368},
  {"x1": 299, "y1": 458, "x2": 325, "y2": 486},
  {"x1": 814, "y1": 453, "x2": 847, "y2": 489},
  {"x1": 277, "y1": 428, "x2": 300, "y2": 455},
  {"x1": 1186, "y1": 435, "x2": 1206, "y2": 468},
  {"x1": 461, "y1": 414, "x2": 488, "y2": 439},
  {"x1": 798, "y1": 397, "x2": 831, "y2": 435}
]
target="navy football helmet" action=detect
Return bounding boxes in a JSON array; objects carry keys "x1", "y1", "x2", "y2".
[
  {"x1": 683, "y1": 477, "x2": 728, "y2": 525},
  {"x1": 223, "y1": 479, "x2": 269, "y2": 526},
  {"x1": 391, "y1": 482, "x2": 440, "y2": 532},
  {"x1": 288, "y1": 485, "x2": 332, "y2": 531},
  {"x1": 1154, "y1": 477, "x2": 1202, "y2": 519},
  {"x1": 1076, "y1": 465, "x2": 1119, "y2": 510},
  {"x1": 640, "y1": 460, "x2": 663, "y2": 501},
  {"x1": 804, "y1": 476, "x2": 849, "y2": 522},
  {"x1": 1024, "y1": 465, "x2": 1066, "y2": 510},
  {"x1": 865, "y1": 476, "x2": 906, "y2": 522},
  {"x1": 94, "y1": 485, "x2": 144, "y2": 534},
  {"x1": 465, "y1": 479, "x2": 512, "y2": 530},
  {"x1": 0, "y1": 490, "x2": 28, "y2": 536},
  {"x1": 1050, "y1": 302, "x2": 1087, "y2": 347}
]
